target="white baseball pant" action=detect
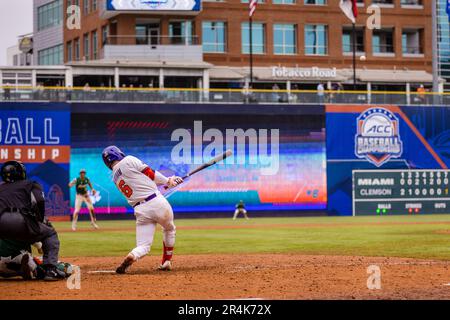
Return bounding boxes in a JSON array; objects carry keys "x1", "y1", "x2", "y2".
[
  {"x1": 74, "y1": 194, "x2": 94, "y2": 212},
  {"x1": 130, "y1": 194, "x2": 176, "y2": 260}
]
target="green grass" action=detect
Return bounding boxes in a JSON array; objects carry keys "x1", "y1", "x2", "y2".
[{"x1": 53, "y1": 215, "x2": 450, "y2": 260}]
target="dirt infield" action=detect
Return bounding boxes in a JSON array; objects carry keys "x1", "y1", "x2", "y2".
[{"x1": 2, "y1": 254, "x2": 450, "y2": 300}]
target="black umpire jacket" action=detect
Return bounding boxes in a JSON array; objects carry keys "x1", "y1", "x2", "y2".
[{"x1": 0, "y1": 180, "x2": 46, "y2": 222}]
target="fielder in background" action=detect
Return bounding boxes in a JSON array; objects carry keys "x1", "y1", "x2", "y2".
[
  {"x1": 233, "y1": 200, "x2": 249, "y2": 220},
  {"x1": 102, "y1": 146, "x2": 183, "y2": 274},
  {"x1": 69, "y1": 169, "x2": 99, "y2": 231}
]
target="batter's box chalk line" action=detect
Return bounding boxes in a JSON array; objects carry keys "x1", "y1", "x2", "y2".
[{"x1": 87, "y1": 270, "x2": 116, "y2": 274}]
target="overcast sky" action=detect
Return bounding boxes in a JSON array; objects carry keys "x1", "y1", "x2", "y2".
[{"x1": 0, "y1": 0, "x2": 33, "y2": 66}]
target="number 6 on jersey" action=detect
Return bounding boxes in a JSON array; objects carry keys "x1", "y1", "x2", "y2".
[{"x1": 119, "y1": 180, "x2": 133, "y2": 198}]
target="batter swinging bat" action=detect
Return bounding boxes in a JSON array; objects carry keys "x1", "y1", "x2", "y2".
[{"x1": 165, "y1": 149, "x2": 233, "y2": 189}]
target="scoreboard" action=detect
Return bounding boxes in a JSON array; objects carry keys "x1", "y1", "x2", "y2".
[{"x1": 352, "y1": 170, "x2": 450, "y2": 216}]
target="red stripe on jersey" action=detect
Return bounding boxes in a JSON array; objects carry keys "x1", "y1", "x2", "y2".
[{"x1": 142, "y1": 167, "x2": 156, "y2": 180}]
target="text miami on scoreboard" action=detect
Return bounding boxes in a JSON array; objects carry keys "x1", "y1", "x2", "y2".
[
  {"x1": 0, "y1": 110, "x2": 70, "y2": 164},
  {"x1": 353, "y1": 169, "x2": 450, "y2": 216}
]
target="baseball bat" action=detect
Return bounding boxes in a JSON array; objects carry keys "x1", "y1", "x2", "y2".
[{"x1": 164, "y1": 149, "x2": 233, "y2": 189}]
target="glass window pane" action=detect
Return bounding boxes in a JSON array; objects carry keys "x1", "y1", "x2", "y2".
[{"x1": 241, "y1": 22, "x2": 265, "y2": 54}]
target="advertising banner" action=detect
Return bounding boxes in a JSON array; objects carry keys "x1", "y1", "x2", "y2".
[
  {"x1": 0, "y1": 103, "x2": 71, "y2": 216},
  {"x1": 107, "y1": 0, "x2": 201, "y2": 12},
  {"x1": 71, "y1": 108, "x2": 327, "y2": 215}
]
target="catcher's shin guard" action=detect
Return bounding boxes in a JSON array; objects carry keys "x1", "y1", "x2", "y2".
[{"x1": 20, "y1": 254, "x2": 33, "y2": 280}]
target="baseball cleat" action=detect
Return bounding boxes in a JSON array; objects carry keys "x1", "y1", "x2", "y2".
[
  {"x1": 116, "y1": 254, "x2": 135, "y2": 274},
  {"x1": 20, "y1": 254, "x2": 33, "y2": 280},
  {"x1": 91, "y1": 222, "x2": 100, "y2": 230},
  {"x1": 158, "y1": 260, "x2": 172, "y2": 271}
]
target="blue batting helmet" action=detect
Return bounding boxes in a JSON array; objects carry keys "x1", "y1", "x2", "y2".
[{"x1": 102, "y1": 146, "x2": 125, "y2": 169}]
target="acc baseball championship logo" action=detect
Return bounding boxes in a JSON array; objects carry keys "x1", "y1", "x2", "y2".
[{"x1": 355, "y1": 107, "x2": 403, "y2": 167}]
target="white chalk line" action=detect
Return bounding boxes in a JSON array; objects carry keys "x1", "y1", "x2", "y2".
[{"x1": 87, "y1": 270, "x2": 116, "y2": 274}]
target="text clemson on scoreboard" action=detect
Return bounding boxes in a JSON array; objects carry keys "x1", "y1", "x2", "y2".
[{"x1": 0, "y1": 117, "x2": 70, "y2": 163}]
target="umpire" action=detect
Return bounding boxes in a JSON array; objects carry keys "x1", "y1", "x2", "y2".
[{"x1": 0, "y1": 161, "x2": 65, "y2": 281}]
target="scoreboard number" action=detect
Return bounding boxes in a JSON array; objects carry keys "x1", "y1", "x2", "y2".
[{"x1": 352, "y1": 169, "x2": 450, "y2": 216}]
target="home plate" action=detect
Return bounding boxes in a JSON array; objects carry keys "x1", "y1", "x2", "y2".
[{"x1": 88, "y1": 270, "x2": 116, "y2": 274}]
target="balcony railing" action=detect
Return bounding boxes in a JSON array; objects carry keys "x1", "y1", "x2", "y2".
[
  {"x1": 0, "y1": 86, "x2": 448, "y2": 106},
  {"x1": 105, "y1": 35, "x2": 200, "y2": 46},
  {"x1": 102, "y1": 35, "x2": 202, "y2": 61}
]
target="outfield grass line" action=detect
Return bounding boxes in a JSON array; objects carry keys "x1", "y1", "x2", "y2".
[{"x1": 54, "y1": 216, "x2": 450, "y2": 260}]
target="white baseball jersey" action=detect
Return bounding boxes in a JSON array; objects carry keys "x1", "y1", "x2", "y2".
[{"x1": 112, "y1": 155, "x2": 169, "y2": 207}]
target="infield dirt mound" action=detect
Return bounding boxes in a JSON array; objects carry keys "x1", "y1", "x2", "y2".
[{"x1": 1, "y1": 254, "x2": 450, "y2": 300}]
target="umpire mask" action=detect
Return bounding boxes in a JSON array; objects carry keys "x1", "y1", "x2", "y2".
[{"x1": 1, "y1": 161, "x2": 27, "y2": 183}]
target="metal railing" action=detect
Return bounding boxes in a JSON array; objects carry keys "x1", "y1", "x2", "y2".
[
  {"x1": 0, "y1": 86, "x2": 449, "y2": 106},
  {"x1": 105, "y1": 35, "x2": 200, "y2": 46}
]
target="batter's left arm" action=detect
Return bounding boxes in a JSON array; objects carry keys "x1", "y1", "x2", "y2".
[{"x1": 142, "y1": 167, "x2": 169, "y2": 186}]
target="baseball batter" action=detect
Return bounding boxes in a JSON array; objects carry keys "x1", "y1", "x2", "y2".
[
  {"x1": 102, "y1": 146, "x2": 183, "y2": 273},
  {"x1": 68, "y1": 169, "x2": 99, "y2": 231}
]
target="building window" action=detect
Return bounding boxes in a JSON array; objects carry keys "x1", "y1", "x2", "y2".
[
  {"x1": 102, "y1": 25, "x2": 109, "y2": 46},
  {"x1": 92, "y1": 30, "x2": 98, "y2": 59},
  {"x1": 304, "y1": 0, "x2": 326, "y2": 4},
  {"x1": 372, "y1": 28, "x2": 394, "y2": 54},
  {"x1": 84, "y1": 34, "x2": 90, "y2": 60},
  {"x1": 402, "y1": 28, "x2": 423, "y2": 55},
  {"x1": 84, "y1": 0, "x2": 90, "y2": 15},
  {"x1": 400, "y1": 0, "x2": 422, "y2": 5},
  {"x1": 37, "y1": 0, "x2": 62, "y2": 31},
  {"x1": 38, "y1": 44, "x2": 63, "y2": 65},
  {"x1": 342, "y1": 26, "x2": 365, "y2": 54},
  {"x1": 92, "y1": 0, "x2": 98, "y2": 11},
  {"x1": 273, "y1": 24, "x2": 297, "y2": 55},
  {"x1": 202, "y1": 22, "x2": 226, "y2": 53},
  {"x1": 241, "y1": 22, "x2": 266, "y2": 54},
  {"x1": 273, "y1": 0, "x2": 295, "y2": 3},
  {"x1": 372, "y1": 0, "x2": 394, "y2": 5},
  {"x1": 305, "y1": 24, "x2": 328, "y2": 55},
  {"x1": 67, "y1": 41, "x2": 73, "y2": 62},
  {"x1": 75, "y1": 38, "x2": 80, "y2": 61},
  {"x1": 169, "y1": 21, "x2": 194, "y2": 45}
]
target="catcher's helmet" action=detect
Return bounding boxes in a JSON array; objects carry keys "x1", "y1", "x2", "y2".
[
  {"x1": 1, "y1": 160, "x2": 27, "y2": 183},
  {"x1": 102, "y1": 146, "x2": 125, "y2": 170}
]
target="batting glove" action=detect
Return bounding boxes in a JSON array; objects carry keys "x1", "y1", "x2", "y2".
[{"x1": 168, "y1": 176, "x2": 183, "y2": 188}]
